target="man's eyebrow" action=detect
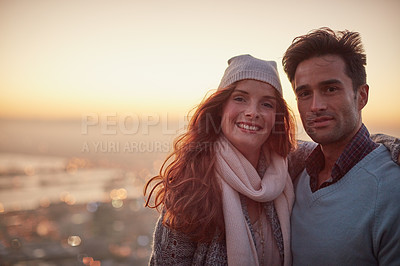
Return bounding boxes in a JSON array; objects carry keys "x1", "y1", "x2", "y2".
[
  {"x1": 319, "y1": 79, "x2": 343, "y2": 86},
  {"x1": 294, "y1": 85, "x2": 308, "y2": 94},
  {"x1": 294, "y1": 79, "x2": 343, "y2": 94}
]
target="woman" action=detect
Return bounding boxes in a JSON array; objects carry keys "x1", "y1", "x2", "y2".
[{"x1": 144, "y1": 54, "x2": 296, "y2": 266}]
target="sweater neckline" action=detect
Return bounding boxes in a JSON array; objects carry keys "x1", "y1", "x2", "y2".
[{"x1": 304, "y1": 144, "x2": 386, "y2": 203}]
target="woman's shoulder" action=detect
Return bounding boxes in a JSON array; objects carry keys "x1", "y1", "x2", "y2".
[
  {"x1": 150, "y1": 212, "x2": 197, "y2": 265},
  {"x1": 150, "y1": 212, "x2": 227, "y2": 265}
]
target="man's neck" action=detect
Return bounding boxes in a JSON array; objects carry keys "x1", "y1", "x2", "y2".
[
  {"x1": 317, "y1": 145, "x2": 344, "y2": 187},
  {"x1": 317, "y1": 130, "x2": 360, "y2": 188}
]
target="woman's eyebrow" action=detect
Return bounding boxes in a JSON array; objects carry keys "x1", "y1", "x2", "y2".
[
  {"x1": 232, "y1": 89, "x2": 249, "y2": 94},
  {"x1": 233, "y1": 89, "x2": 276, "y2": 100}
]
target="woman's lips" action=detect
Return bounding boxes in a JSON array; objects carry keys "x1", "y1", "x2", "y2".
[{"x1": 236, "y1": 122, "x2": 262, "y2": 132}]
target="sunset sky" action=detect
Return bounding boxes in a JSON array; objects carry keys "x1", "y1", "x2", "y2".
[{"x1": 1, "y1": 0, "x2": 399, "y2": 136}]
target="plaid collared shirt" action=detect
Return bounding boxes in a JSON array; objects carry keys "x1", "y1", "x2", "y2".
[{"x1": 306, "y1": 124, "x2": 379, "y2": 192}]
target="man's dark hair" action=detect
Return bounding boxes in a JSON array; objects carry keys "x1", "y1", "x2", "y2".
[{"x1": 282, "y1": 27, "x2": 367, "y2": 90}]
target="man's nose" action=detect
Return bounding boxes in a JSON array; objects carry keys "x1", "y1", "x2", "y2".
[{"x1": 310, "y1": 93, "x2": 327, "y2": 112}]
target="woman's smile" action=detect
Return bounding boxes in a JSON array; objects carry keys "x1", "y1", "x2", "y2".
[{"x1": 236, "y1": 122, "x2": 263, "y2": 132}]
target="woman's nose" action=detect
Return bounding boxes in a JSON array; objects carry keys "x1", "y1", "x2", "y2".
[{"x1": 244, "y1": 103, "x2": 260, "y2": 118}]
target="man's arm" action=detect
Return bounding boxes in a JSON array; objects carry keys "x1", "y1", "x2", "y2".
[
  {"x1": 375, "y1": 164, "x2": 400, "y2": 265},
  {"x1": 371, "y1": 133, "x2": 400, "y2": 163},
  {"x1": 287, "y1": 140, "x2": 317, "y2": 181}
]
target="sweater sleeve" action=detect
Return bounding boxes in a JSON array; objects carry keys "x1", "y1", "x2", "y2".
[
  {"x1": 149, "y1": 214, "x2": 197, "y2": 266},
  {"x1": 373, "y1": 163, "x2": 400, "y2": 265}
]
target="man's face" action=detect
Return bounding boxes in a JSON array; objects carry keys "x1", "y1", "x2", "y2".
[{"x1": 293, "y1": 54, "x2": 368, "y2": 146}]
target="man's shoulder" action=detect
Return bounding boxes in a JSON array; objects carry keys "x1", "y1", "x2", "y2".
[
  {"x1": 364, "y1": 144, "x2": 399, "y2": 168},
  {"x1": 361, "y1": 145, "x2": 400, "y2": 184}
]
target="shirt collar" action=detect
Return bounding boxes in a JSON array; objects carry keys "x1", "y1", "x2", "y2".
[{"x1": 305, "y1": 124, "x2": 378, "y2": 192}]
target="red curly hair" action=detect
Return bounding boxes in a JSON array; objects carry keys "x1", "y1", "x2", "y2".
[{"x1": 144, "y1": 82, "x2": 296, "y2": 243}]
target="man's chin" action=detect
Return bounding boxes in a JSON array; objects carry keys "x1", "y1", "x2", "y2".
[{"x1": 306, "y1": 129, "x2": 333, "y2": 144}]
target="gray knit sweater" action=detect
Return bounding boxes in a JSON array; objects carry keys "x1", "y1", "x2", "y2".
[
  {"x1": 149, "y1": 211, "x2": 226, "y2": 266},
  {"x1": 149, "y1": 199, "x2": 281, "y2": 266}
]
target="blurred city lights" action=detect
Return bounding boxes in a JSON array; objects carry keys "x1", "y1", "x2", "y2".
[
  {"x1": 32, "y1": 248, "x2": 46, "y2": 258},
  {"x1": 109, "y1": 188, "x2": 128, "y2": 209},
  {"x1": 0, "y1": 152, "x2": 157, "y2": 264},
  {"x1": 36, "y1": 220, "x2": 52, "y2": 236},
  {"x1": 82, "y1": 256, "x2": 94, "y2": 264},
  {"x1": 66, "y1": 157, "x2": 90, "y2": 174},
  {"x1": 86, "y1": 202, "x2": 99, "y2": 212},
  {"x1": 60, "y1": 192, "x2": 76, "y2": 205},
  {"x1": 67, "y1": 235, "x2": 82, "y2": 247},
  {"x1": 137, "y1": 235, "x2": 150, "y2": 247},
  {"x1": 82, "y1": 256, "x2": 102, "y2": 266},
  {"x1": 109, "y1": 244, "x2": 132, "y2": 258},
  {"x1": 39, "y1": 197, "x2": 51, "y2": 208},
  {"x1": 109, "y1": 188, "x2": 128, "y2": 200},
  {"x1": 111, "y1": 199, "x2": 123, "y2": 208}
]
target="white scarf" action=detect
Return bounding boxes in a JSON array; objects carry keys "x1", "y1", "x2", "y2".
[{"x1": 215, "y1": 136, "x2": 294, "y2": 266}]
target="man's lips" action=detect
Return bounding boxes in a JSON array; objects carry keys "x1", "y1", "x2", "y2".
[{"x1": 309, "y1": 116, "x2": 334, "y2": 127}]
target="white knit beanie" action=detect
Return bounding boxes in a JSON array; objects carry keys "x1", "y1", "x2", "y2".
[{"x1": 218, "y1": 54, "x2": 282, "y2": 94}]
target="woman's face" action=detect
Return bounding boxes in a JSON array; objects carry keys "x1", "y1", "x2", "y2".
[{"x1": 221, "y1": 79, "x2": 277, "y2": 158}]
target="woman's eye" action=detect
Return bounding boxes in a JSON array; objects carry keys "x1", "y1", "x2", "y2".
[
  {"x1": 262, "y1": 102, "x2": 273, "y2": 108},
  {"x1": 233, "y1": 96, "x2": 245, "y2": 102}
]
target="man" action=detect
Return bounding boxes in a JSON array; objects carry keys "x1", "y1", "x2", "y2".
[{"x1": 283, "y1": 28, "x2": 400, "y2": 265}]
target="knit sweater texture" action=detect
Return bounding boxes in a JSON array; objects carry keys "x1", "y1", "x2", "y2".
[
  {"x1": 149, "y1": 197, "x2": 280, "y2": 266},
  {"x1": 291, "y1": 144, "x2": 400, "y2": 266},
  {"x1": 149, "y1": 213, "x2": 227, "y2": 265}
]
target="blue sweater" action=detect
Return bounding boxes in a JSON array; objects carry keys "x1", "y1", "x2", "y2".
[{"x1": 291, "y1": 145, "x2": 400, "y2": 266}]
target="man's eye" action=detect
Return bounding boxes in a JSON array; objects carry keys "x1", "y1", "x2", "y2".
[
  {"x1": 297, "y1": 91, "x2": 310, "y2": 99},
  {"x1": 326, "y1": 86, "x2": 337, "y2": 93}
]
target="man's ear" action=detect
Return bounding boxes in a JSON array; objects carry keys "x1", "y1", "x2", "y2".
[{"x1": 357, "y1": 84, "x2": 369, "y2": 110}]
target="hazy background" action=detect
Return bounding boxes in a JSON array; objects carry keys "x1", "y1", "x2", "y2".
[
  {"x1": 1, "y1": 0, "x2": 399, "y2": 167},
  {"x1": 0, "y1": 0, "x2": 399, "y2": 264},
  {"x1": 1, "y1": 0, "x2": 399, "y2": 129}
]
